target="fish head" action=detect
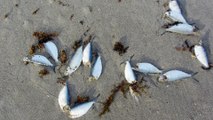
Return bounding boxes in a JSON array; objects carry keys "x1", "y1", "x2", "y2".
[
  {"x1": 63, "y1": 105, "x2": 71, "y2": 113},
  {"x1": 158, "y1": 75, "x2": 167, "y2": 82}
]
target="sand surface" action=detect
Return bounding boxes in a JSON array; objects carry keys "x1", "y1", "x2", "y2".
[{"x1": 1, "y1": 0, "x2": 213, "y2": 120}]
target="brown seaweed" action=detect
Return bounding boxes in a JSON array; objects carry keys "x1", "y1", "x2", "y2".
[
  {"x1": 29, "y1": 45, "x2": 37, "y2": 55},
  {"x1": 72, "y1": 40, "x2": 82, "y2": 51},
  {"x1": 59, "y1": 50, "x2": 67, "y2": 64},
  {"x1": 33, "y1": 31, "x2": 58, "y2": 43},
  {"x1": 57, "y1": 78, "x2": 66, "y2": 85},
  {"x1": 113, "y1": 42, "x2": 129, "y2": 56},
  {"x1": 38, "y1": 69, "x2": 49, "y2": 78}
]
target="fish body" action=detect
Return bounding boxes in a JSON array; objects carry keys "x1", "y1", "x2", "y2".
[
  {"x1": 23, "y1": 55, "x2": 54, "y2": 67},
  {"x1": 125, "y1": 61, "x2": 136, "y2": 84},
  {"x1": 69, "y1": 95, "x2": 99, "y2": 118},
  {"x1": 165, "y1": 23, "x2": 196, "y2": 35},
  {"x1": 132, "y1": 63, "x2": 162, "y2": 74},
  {"x1": 158, "y1": 70, "x2": 192, "y2": 82},
  {"x1": 64, "y1": 46, "x2": 83, "y2": 76},
  {"x1": 58, "y1": 81, "x2": 71, "y2": 113},
  {"x1": 194, "y1": 44, "x2": 209, "y2": 68},
  {"x1": 164, "y1": 10, "x2": 187, "y2": 23},
  {"x1": 44, "y1": 41, "x2": 59, "y2": 63},
  {"x1": 89, "y1": 56, "x2": 102, "y2": 81},
  {"x1": 82, "y1": 42, "x2": 92, "y2": 67}
]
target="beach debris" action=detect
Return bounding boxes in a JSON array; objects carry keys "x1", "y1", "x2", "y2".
[
  {"x1": 132, "y1": 62, "x2": 162, "y2": 74},
  {"x1": 58, "y1": 80, "x2": 71, "y2": 113},
  {"x1": 162, "y1": 22, "x2": 198, "y2": 35},
  {"x1": 44, "y1": 41, "x2": 59, "y2": 63},
  {"x1": 89, "y1": 55, "x2": 102, "y2": 81},
  {"x1": 32, "y1": 8, "x2": 40, "y2": 15},
  {"x1": 23, "y1": 55, "x2": 54, "y2": 67},
  {"x1": 113, "y1": 42, "x2": 129, "y2": 56},
  {"x1": 68, "y1": 94, "x2": 100, "y2": 119},
  {"x1": 83, "y1": 42, "x2": 92, "y2": 67},
  {"x1": 4, "y1": 13, "x2": 9, "y2": 19},
  {"x1": 38, "y1": 68, "x2": 49, "y2": 78},
  {"x1": 80, "y1": 20, "x2": 84, "y2": 25},
  {"x1": 70, "y1": 14, "x2": 74, "y2": 21},
  {"x1": 64, "y1": 46, "x2": 83, "y2": 76},
  {"x1": 57, "y1": 0, "x2": 70, "y2": 7},
  {"x1": 75, "y1": 96, "x2": 90, "y2": 104},
  {"x1": 59, "y1": 50, "x2": 67, "y2": 64},
  {"x1": 72, "y1": 40, "x2": 82, "y2": 51},
  {"x1": 158, "y1": 70, "x2": 198, "y2": 82}
]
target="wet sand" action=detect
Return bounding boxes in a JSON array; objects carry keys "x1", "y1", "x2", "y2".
[{"x1": 0, "y1": 0, "x2": 213, "y2": 120}]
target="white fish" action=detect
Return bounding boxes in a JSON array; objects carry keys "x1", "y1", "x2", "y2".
[
  {"x1": 44, "y1": 41, "x2": 59, "y2": 63},
  {"x1": 168, "y1": 0, "x2": 181, "y2": 13},
  {"x1": 194, "y1": 43, "x2": 209, "y2": 69},
  {"x1": 68, "y1": 95, "x2": 99, "y2": 119},
  {"x1": 82, "y1": 42, "x2": 92, "y2": 67},
  {"x1": 58, "y1": 81, "x2": 71, "y2": 113},
  {"x1": 23, "y1": 55, "x2": 54, "y2": 67},
  {"x1": 165, "y1": 23, "x2": 197, "y2": 35},
  {"x1": 89, "y1": 56, "x2": 102, "y2": 81},
  {"x1": 125, "y1": 61, "x2": 136, "y2": 84},
  {"x1": 64, "y1": 46, "x2": 83, "y2": 76},
  {"x1": 132, "y1": 63, "x2": 162, "y2": 74},
  {"x1": 158, "y1": 70, "x2": 195, "y2": 82},
  {"x1": 164, "y1": 10, "x2": 187, "y2": 23}
]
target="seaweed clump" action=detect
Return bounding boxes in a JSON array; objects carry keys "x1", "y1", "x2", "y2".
[
  {"x1": 38, "y1": 69, "x2": 49, "y2": 78},
  {"x1": 33, "y1": 31, "x2": 59, "y2": 44},
  {"x1": 72, "y1": 40, "x2": 82, "y2": 51},
  {"x1": 59, "y1": 50, "x2": 67, "y2": 64},
  {"x1": 113, "y1": 42, "x2": 129, "y2": 56},
  {"x1": 99, "y1": 78, "x2": 148, "y2": 117}
]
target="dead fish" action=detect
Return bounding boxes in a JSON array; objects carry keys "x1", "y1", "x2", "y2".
[
  {"x1": 89, "y1": 55, "x2": 102, "y2": 81},
  {"x1": 58, "y1": 80, "x2": 71, "y2": 113},
  {"x1": 23, "y1": 55, "x2": 54, "y2": 67},
  {"x1": 163, "y1": 22, "x2": 197, "y2": 35},
  {"x1": 193, "y1": 41, "x2": 210, "y2": 69},
  {"x1": 82, "y1": 42, "x2": 92, "y2": 67},
  {"x1": 132, "y1": 63, "x2": 162, "y2": 74},
  {"x1": 64, "y1": 46, "x2": 83, "y2": 76},
  {"x1": 68, "y1": 94, "x2": 100, "y2": 119},
  {"x1": 44, "y1": 41, "x2": 59, "y2": 64},
  {"x1": 125, "y1": 61, "x2": 136, "y2": 84},
  {"x1": 163, "y1": 10, "x2": 187, "y2": 23},
  {"x1": 158, "y1": 70, "x2": 197, "y2": 82}
]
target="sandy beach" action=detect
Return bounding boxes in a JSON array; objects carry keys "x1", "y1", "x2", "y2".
[{"x1": 0, "y1": 0, "x2": 213, "y2": 120}]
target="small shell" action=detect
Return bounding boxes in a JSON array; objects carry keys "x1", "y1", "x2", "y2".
[
  {"x1": 69, "y1": 95, "x2": 99, "y2": 118},
  {"x1": 44, "y1": 41, "x2": 59, "y2": 63},
  {"x1": 165, "y1": 23, "x2": 196, "y2": 35},
  {"x1": 132, "y1": 63, "x2": 162, "y2": 74},
  {"x1": 194, "y1": 44, "x2": 209, "y2": 68},
  {"x1": 89, "y1": 56, "x2": 102, "y2": 81},
  {"x1": 23, "y1": 55, "x2": 54, "y2": 67},
  {"x1": 125, "y1": 61, "x2": 136, "y2": 84},
  {"x1": 82, "y1": 42, "x2": 92, "y2": 67},
  {"x1": 64, "y1": 46, "x2": 83, "y2": 76},
  {"x1": 164, "y1": 10, "x2": 187, "y2": 23},
  {"x1": 158, "y1": 70, "x2": 192, "y2": 82},
  {"x1": 58, "y1": 81, "x2": 71, "y2": 113}
]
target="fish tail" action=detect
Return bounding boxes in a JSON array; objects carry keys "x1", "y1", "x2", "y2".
[
  {"x1": 129, "y1": 87, "x2": 139, "y2": 102},
  {"x1": 191, "y1": 72, "x2": 199, "y2": 83}
]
